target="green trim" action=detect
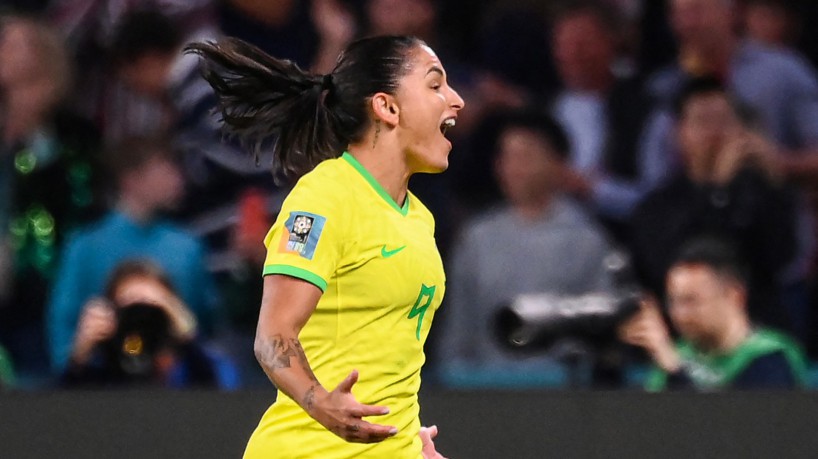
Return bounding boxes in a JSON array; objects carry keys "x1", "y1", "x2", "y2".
[
  {"x1": 645, "y1": 328, "x2": 809, "y2": 391},
  {"x1": 263, "y1": 265, "x2": 328, "y2": 292},
  {"x1": 341, "y1": 152, "x2": 409, "y2": 216},
  {"x1": 0, "y1": 345, "x2": 15, "y2": 388}
]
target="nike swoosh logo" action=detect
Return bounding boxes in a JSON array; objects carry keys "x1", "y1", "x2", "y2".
[{"x1": 381, "y1": 245, "x2": 406, "y2": 258}]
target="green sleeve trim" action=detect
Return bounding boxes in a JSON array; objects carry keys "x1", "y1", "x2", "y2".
[
  {"x1": 263, "y1": 265, "x2": 328, "y2": 292},
  {"x1": 341, "y1": 151, "x2": 409, "y2": 216}
]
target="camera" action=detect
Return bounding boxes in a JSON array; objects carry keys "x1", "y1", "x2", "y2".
[
  {"x1": 494, "y1": 250, "x2": 642, "y2": 351},
  {"x1": 104, "y1": 302, "x2": 173, "y2": 379}
]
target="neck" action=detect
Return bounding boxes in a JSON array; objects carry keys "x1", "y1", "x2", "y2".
[
  {"x1": 572, "y1": 71, "x2": 615, "y2": 94},
  {"x1": 700, "y1": 316, "x2": 751, "y2": 354},
  {"x1": 118, "y1": 195, "x2": 156, "y2": 224},
  {"x1": 511, "y1": 193, "x2": 553, "y2": 220},
  {"x1": 347, "y1": 137, "x2": 411, "y2": 207},
  {"x1": 715, "y1": 316, "x2": 751, "y2": 353}
]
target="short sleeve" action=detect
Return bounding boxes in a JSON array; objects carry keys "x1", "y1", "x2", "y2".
[{"x1": 262, "y1": 177, "x2": 345, "y2": 292}]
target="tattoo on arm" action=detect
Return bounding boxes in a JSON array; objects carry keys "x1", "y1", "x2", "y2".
[
  {"x1": 303, "y1": 383, "x2": 318, "y2": 412},
  {"x1": 269, "y1": 335, "x2": 302, "y2": 370},
  {"x1": 256, "y1": 334, "x2": 320, "y2": 399}
]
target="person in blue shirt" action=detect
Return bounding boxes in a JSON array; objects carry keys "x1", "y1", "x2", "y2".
[{"x1": 47, "y1": 136, "x2": 218, "y2": 373}]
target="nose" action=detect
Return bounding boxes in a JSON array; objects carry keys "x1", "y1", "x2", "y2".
[{"x1": 448, "y1": 85, "x2": 465, "y2": 110}]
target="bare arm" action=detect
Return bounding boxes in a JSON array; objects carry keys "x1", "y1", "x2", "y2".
[{"x1": 254, "y1": 275, "x2": 397, "y2": 443}]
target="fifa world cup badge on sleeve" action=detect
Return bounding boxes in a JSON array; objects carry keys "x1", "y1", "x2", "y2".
[{"x1": 279, "y1": 212, "x2": 327, "y2": 260}]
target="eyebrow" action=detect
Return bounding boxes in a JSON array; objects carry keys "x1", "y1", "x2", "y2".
[{"x1": 426, "y1": 66, "x2": 444, "y2": 77}]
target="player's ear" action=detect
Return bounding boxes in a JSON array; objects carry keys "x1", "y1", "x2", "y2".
[{"x1": 371, "y1": 92, "x2": 399, "y2": 127}]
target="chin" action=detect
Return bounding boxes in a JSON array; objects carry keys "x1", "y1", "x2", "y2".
[
  {"x1": 426, "y1": 156, "x2": 449, "y2": 174},
  {"x1": 411, "y1": 148, "x2": 450, "y2": 174}
]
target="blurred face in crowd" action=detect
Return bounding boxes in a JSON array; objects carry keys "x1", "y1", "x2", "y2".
[
  {"x1": 744, "y1": 2, "x2": 795, "y2": 46},
  {"x1": 0, "y1": 21, "x2": 62, "y2": 143},
  {"x1": 393, "y1": 45, "x2": 464, "y2": 173},
  {"x1": 666, "y1": 263, "x2": 745, "y2": 350},
  {"x1": 111, "y1": 274, "x2": 174, "y2": 309},
  {"x1": 677, "y1": 91, "x2": 741, "y2": 179},
  {"x1": 670, "y1": 0, "x2": 735, "y2": 49},
  {"x1": 119, "y1": 52, "x2": 175, "y2": 97},
  {"x1": 495, "y1": 127, "x2": 563, "y2": 207},
  {"x1": 552, "y1": 11, "x2": 616, "y2": 92},
  {"x1": 367, "y1": 0, "x2": 436, "y2": 37},
  {"x1": 122, "y1": 154, "x2": 185, "y2": 211}
]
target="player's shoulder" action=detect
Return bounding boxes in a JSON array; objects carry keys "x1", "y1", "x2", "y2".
[
  {"x1": 286, "y1": 156, "x2": 354, "y2": 207},
  {"x1": 296, "y1": 155, "x2": 350, "y2": 190}
]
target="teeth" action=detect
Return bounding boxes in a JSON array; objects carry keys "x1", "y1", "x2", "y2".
[{"x1": 443, "y1": 118, "x2": 456, "y2": 128}]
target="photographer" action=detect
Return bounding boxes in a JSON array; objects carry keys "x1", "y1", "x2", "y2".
[
  {"x1": 438, "y1": 111, "x2": 615, "y2": 388},
  {"x1": 619, "y1": 237, "x2": 807, "y2": 390},
  {"x1": 46, "y1": 136, "x2": 217, "y2": 373},
  {"x1": 62, "y1": 260, "x2": 224, "y2": 389},
  {"x1": 630, "y1": 76, "x2": 799, "y2": 335}
]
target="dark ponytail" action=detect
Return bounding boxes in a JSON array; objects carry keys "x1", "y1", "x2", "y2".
[
  {"x1": 185, "y1": 35, "x2": 424, "y2": 181},
  {"x1": 185, "y1": 38, "x2": 335, "y2": 180}
]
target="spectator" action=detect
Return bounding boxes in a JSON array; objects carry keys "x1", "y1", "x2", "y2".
[
  {"x1": 619, "y1": 237, "x2": 807, "y2": 390},
  {"x1": 107, "y1": 9, "x2": 267, "y2": 193},
  {"x1": 630, "y1": 77, "x2": 799, "y2": 334},
  {"x1": 642, "y1": 1, "x2": 818, "y2": 289},
  {"x1": 646, "y1": 0, "x2": 818, "y2": 169},
  {"x1": 48, "y1": 0, "x2": 218, "y2": 139},
  {"x1": 438, "y1": 112, "x2": 614, "y2": 388},
  {"x1": 547, "y1": 1, "x2": 659, "y2": 236},
  {"x1": 740, "y1": 0, "x2": 802, "y2": 49},
  {"x1": 62, "y1": 259, "x2": 235, "y2": 389},
  {"x1": 0, "y1": 15, "x2": 103, "y2": 380},
  {"x1": 109, "y1": 10, "x2": 277, "y2": 331},
  {"x1": 47, "y1": 136, "x2": 217, "y2": 372},
  {"x1": 218, "y1": 0, "x2": 320, "y2": 70}
]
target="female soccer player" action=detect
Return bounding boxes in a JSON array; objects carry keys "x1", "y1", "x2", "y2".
[{"x1": 188, "y1": 35, "x2": 463, "y2": 458}]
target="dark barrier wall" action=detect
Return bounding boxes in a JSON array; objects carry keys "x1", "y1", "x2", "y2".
[{"x1": 2, "y1": 390, "x2": 817, "y2": 459}]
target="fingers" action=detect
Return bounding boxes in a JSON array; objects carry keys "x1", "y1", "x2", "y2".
[
  {"x1": 419, "y1": 425, "x2": 438, "y2": 443},
  {"x1": 325, "y1": 370, "x2": 397, "y2": 443},
  {"x1": 342, "y1": 400, "x2": 394, "y2": 442},
  {"x1": 81, "y1": 305, "x2": 116, "y2": 334},
  {"x1": 338, "y1": 419, "x2": 397, "y2": 443},
  {"x1": 421, "y1": 425, "x2": 446, "y2": 459},
  {"x1": 349, "y1": 403, "x2": 390, "y2": 417},
  {"x1": 335, "y1": 369, "x2": 359, "y2": 393}
]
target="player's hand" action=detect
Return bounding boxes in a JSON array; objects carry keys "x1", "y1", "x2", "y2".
[
  {"x1": 310, "y1": 370, "x2": 398, "y2": 443},
  {"x1": 420, "y1": 425, "x2": 448, "y2": 459},
  {"x1": 72, "y1": 299, "x2": 117, "y2": 364}
]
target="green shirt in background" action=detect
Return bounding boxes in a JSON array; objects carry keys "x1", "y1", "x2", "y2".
[
  {"x1": 646, "y1": 328, "x2": 807, "y2": 391},
  {"x1": 0, "y1": 344, "x2": 15, "y2": 388}
]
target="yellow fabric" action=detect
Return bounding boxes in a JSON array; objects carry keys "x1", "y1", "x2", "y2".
[{"x1": 245, "y1": 153, "x2": 445, "y2": 459}]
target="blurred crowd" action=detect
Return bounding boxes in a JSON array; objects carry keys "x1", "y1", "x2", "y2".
[{"x1": 1, "y1": 0, "x2": 818, "y2": 391}]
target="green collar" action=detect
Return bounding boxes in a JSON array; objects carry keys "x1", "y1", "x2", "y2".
[{"x1": 341, "y1": 152, "x2": 409, "y2": 216}]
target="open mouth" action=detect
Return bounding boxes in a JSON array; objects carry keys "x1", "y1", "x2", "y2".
[{"x1": 440, "y1": 117, "x2": 456, "y2": 137}]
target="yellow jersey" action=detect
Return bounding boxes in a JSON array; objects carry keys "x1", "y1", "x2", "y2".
[{"x1": 244, "y1": 152, "x2": 445, "y2": 459}]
